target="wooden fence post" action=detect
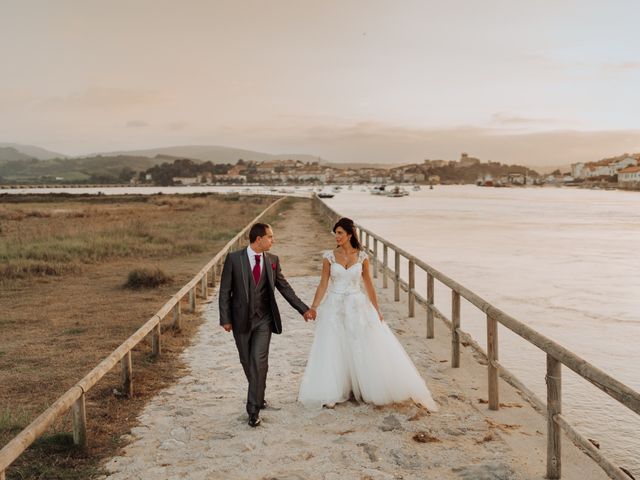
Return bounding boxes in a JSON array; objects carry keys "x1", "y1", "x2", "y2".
[
  {"x1": 366, "y1": 232, "x2": 370, "y2": 253},
  {"x1": 547, "y1": 354, "x2": 562, "y2": 479},
  {"x1": 451, "y1": 290, "x2": 460, "y2": 368},
  {"x1": 427, "y1": 273, "x2": 434, "y2": 339},
  {"x1": 394, "y1": 250, "x2": 400, "y2": 302},
  {"x1": 172, "y1": 303, "x2": 181, "y2": 330},
  {"x1": 382, "y1": 244, "x2": 388, "y2": 289},
  {"x1": 487, "y1": 314, "x2": 499, "y2": 410},
  {"x1": 72, "y1": 393, "x2": 87, "y2": 449},
  {"x1": 408, "y1": 260, "x2": 415, "y2": 317},
  {"x1": 373, "y1": 238, "x2": 378, "y2": 279},
  {"x1": 152, "y1": 323, "x2": 161, "y2": 357},
  {"x1": 210, "y1": 264, "x2": 217, "y2": 288},
  {"x1": 189, "y1": 287, "x2": 196, "y2": 312},
  {"x1": 121, "y1": 351, "x2": 133, "y2": 398},
  {"x1": 200, "y1": 275, "x2": 208, "y2": 298}
]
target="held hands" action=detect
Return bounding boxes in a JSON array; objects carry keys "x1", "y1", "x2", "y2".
[
  {"x1": 222, "y1": 323, "x2": 233, "y2": 332},
  {"x1": 303, "y1": 308, "x2": 317, "y2": 322}
]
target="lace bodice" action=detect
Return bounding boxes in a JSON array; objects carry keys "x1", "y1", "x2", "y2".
[{"x1": 323, "y1": 249, "x2": 368, "y2": 294}]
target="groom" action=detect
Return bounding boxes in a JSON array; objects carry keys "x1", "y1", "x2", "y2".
[{"x1": 219, "y1": 222, "x2": 314, "y2": 427}]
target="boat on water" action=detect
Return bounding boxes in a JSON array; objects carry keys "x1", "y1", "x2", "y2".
[
  {"x1": 370, "y1": 185, "x2": 387, "y2": 195},
  {"x1": 386, "y1": 186, "x2": 410, "y2": 197},
  {"x1": 318, "y1": 192, "x2": 335, "y2": 198}
]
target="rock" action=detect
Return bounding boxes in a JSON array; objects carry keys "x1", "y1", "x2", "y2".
[
  {"x1": 412, "y1": 431, "x2": 441, "y2": 443},
  {"x1": 452, "y1": 462, "x2": 517, "y2": 480},
  {"x1": 175, "y1": 408, "x2": 194, "y2": 417},
  {"x1": 158, "y1": 438, "x2": 186, "y2": 450},
  {"x1": 390, "y1": 449, "x2": 422, "y2": 469},
  {"x1": 380, "y1": 414, "x2": 402, "y2": 432},
  {"x1": 357, "y1": 442, "x2": 379, "y2": 462}
]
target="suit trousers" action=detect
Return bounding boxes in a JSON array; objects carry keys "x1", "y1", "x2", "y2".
[{"x1": 233, "y1": 316, "x2": 272, "y2": 415}]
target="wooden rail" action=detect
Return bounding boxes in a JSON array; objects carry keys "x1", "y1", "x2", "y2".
[
  {"x1": 314, "y1": 195, "x2": 639, "y2": 480},
  {"x1": 0, "y1": 196, "x2": 286, "y2": 478}
]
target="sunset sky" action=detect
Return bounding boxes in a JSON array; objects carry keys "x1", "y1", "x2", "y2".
[{"x1": 2, "y1": 0, "x2": 640, "y2": 167}]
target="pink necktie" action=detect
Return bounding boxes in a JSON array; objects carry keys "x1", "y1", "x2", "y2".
[{"x1": 252, "y1": 255, "x2": 261, "y2": 284}]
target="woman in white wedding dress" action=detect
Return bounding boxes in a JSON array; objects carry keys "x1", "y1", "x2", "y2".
[{"x1": 298, "y1": 217, "x2": 438, "y2": 411}]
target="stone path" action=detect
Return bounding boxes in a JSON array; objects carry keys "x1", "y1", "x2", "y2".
[{"x1": 101, "y1": 200, "x2": 606, "y2": 480}]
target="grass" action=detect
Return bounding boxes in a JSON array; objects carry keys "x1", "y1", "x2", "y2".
[
  {"x1": 124, "y1": 267, "x2": 172, "y2": 289},
  {"x1": 0, "y1": 192, "x2": 282, "y2": 479},
  {"x1": 0, "y1": 194, "x2": 270, "y2": 282}
]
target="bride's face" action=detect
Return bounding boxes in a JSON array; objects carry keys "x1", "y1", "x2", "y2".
[{"x1": 334, "y1": 226, "x2": 352, "y2": 247}]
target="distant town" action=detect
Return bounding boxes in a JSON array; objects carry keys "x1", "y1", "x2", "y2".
[
  {"x1": 2, "y1": 143, "x2": 640, "y2": 191},
  {"x1": 138, "y1": 153, "x2": 640, "y2": 191}
]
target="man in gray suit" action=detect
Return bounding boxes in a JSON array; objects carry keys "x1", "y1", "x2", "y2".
[{"x1": 219, "y1": 222, "x2": 315, "y2": 427}]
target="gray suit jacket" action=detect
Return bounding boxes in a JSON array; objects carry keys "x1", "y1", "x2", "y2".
[{"x1": 218, "y1": 247, "x2": 308, "y2": 334}]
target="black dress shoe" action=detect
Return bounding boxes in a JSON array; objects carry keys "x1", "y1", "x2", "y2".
[{"x1": 248, "y1": 413, "x2": 261, "y2": 427}]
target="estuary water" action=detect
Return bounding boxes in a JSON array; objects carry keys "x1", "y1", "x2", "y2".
[{"x1": 324, "y1": 185, "x2": 639, "y2": 475}]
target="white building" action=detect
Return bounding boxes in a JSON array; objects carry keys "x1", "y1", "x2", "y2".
[
  {"x1": 612, "y1": 157, "x2": 637, "y2": 172},
  {"x1": 618, "y1": 166, "x2": 640, "y2": 185},
  {"x1": 172, "y1": 176, "x2": 200, "y2": 185},
  {"x1": 571, "y1": 162, "x2": 585, "y2": 178}
]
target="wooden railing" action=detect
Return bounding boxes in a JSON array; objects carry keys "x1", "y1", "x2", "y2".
[
  {"x1": 0, "y1": 196, "x2": 286, "y2": 479},
  {"x1": 314, "y1": 195, "x2": 639, "y2": 480}
]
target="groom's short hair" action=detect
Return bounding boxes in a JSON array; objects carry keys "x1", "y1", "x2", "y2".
[{"x1": 249, "y1": 223, "x2": 271, "y2": 243}]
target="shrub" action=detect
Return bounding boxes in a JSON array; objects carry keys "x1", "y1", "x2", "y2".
[{"x1": 124, "y1": 268, "x2": 172, "y2": 289}]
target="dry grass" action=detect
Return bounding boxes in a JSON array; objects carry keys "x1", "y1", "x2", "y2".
[
  {"x1": 0, "y1": 193, "x2": 285, "y2": 479},
  {"x1": 123, "y1": 267, "x2": 173, "y2": 289}
]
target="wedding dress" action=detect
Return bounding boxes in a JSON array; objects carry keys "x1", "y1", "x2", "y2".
[{"x1": 298, "y1": 250, "x2": 438, "y2": 411}]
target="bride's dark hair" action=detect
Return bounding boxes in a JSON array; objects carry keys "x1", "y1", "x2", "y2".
[{"x1": 332, "y1": 217, "x2": 362, "y2": 250}]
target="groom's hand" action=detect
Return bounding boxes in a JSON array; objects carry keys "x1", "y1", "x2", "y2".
[
  {"x1": 303, "y1": 308, "x2": 317, "y2": 321},
  {"x1": 222, "y1": 323, "x2": 232, "y2": 332}
]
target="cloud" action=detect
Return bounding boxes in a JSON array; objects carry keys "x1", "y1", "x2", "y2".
[
  {"x1": 490, "y1": 112, "x2": 559, "y2": 126},
  {"x1": 39, "y1": 87, "x2": 164, "y2": 111},
  {"x1": 602, "y1": 61, "x2": 640, "y2": 72},
  {"x1": 126, "y1": 120, "x2": 149, "y2": 128},
  {"x1": 168, "y1": 122, "x2": 189, "y2": 131},
  {"x1": 207, "y1": 121, "x2": 640, "y2": 168}
]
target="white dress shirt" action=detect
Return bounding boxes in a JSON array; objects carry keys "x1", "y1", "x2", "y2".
[{"x1": 246, "y1": 245, "x2": 264, "y2": 276}]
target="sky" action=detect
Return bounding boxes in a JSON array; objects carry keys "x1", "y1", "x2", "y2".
[{"x1": 1, "y1": 0, "x2": 640, "y2": 167}]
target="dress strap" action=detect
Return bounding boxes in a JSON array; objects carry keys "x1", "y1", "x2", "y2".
[
  {"x1": 358, "y1": 250, "x2": 368, "y2": 263},
  {"x1": 322, "y1": 250, "x2": 335, "y2": 264}
]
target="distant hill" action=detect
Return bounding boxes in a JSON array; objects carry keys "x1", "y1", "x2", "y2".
[
  {"x1": 101, "y1": 145, "x2": 322, "y2": 164},
  {"x1": 0, "y1": 147, "x2": 35, "y2": 162},
  {"x1": 0, "y1": 154, "x2": 170, "y2": 183},
  {"x1": 0, "y1": 143, "x2": 66, "y2": 160}
]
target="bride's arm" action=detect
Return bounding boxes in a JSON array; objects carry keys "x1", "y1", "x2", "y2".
[
  {"x1": 309, "y1": 259, "x2": 331, "y2": 315},
  {"x1": 361, "y1": 258, "x2": 383, "y2": 320}
]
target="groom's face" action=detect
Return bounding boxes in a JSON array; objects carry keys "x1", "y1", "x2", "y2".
[{"x1": 255, "y1": 227, "x2": 274, "y2": 252}]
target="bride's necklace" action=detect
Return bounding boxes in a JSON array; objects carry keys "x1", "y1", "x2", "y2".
[{"x1": 336, "y1": 248, "x2": 358, "y2": 269}]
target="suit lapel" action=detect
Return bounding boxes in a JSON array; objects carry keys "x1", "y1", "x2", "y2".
[
  {"x1": 265, "y1": 253, "x2": 275, "y2": 289},
  {"x1": 240, "y1": 247, "x2": 250, "y2": 302}
]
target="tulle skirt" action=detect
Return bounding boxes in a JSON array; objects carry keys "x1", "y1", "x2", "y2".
[{"x1": 298, "y1": 289, "x2": 438, "y2": 411}]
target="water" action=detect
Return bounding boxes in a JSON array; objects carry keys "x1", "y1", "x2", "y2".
[
  {"x1": 0, "y1": 185, "x2": 314, "y2": 197},
  {"x1": 324, "y1": 185, "x2": 640, "y2": 475}
]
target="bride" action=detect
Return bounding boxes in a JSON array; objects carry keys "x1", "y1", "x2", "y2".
[{"x1": 298, "y1": 217, "x2": 438, "y2": 411}]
